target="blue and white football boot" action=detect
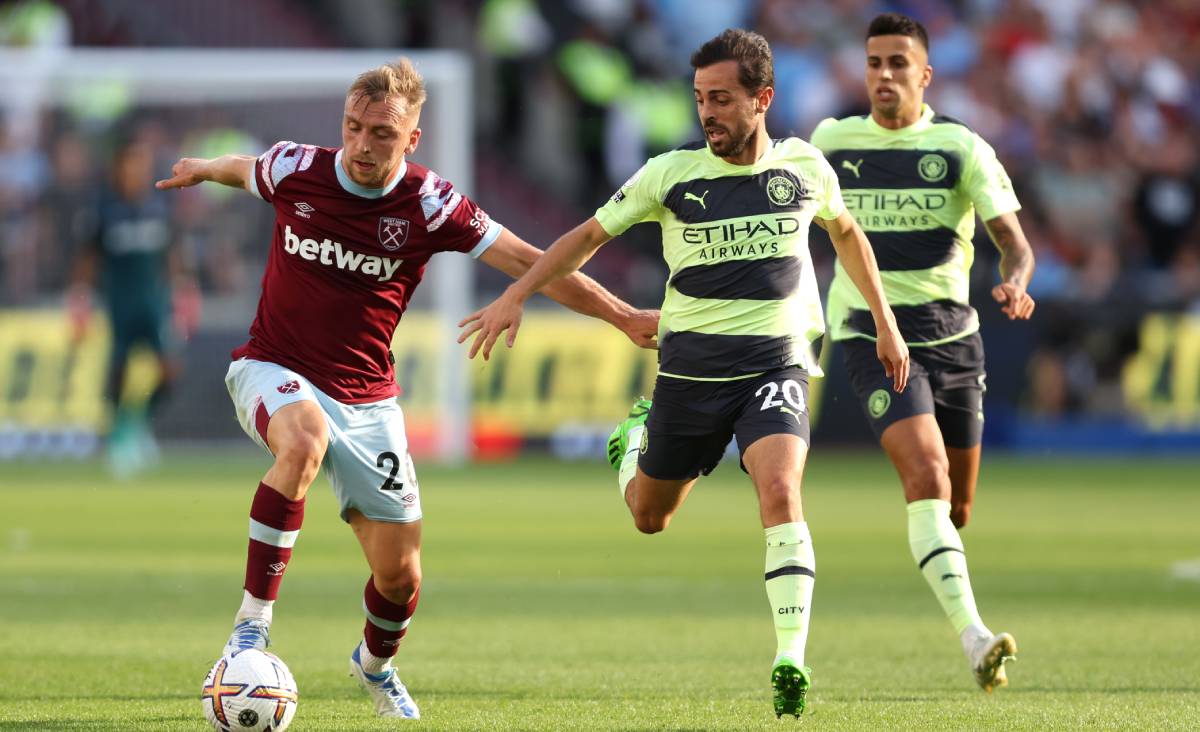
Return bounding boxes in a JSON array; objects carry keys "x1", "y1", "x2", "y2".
[
  {"x1": 349, "y1": 644, "x2": 420, "y2": 719},
  {"x1": 222, "y1": 618, "x2": 270, "y2": 657}
]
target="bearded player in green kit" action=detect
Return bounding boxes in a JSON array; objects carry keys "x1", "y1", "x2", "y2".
[
  {"x1": 811, "y1": 13, "x2": 1036, "y2": 692},
  {"x1": 462, "y1": 29, "x2": 910, "y2": 718}
]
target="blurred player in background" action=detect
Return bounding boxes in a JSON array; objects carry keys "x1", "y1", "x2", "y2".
[
  {"x1": 68, "y1": 135, "x2": 198, "y2": 476},
  {"x1": 460, "y1": 30, "x2": 908, "y2": 718},
  {"x1": 156, "y1": 58, "x2": 658, "y2": 720},
  {"x1": 810, "y1": 12, "x2": 1036, "y2": 692}
]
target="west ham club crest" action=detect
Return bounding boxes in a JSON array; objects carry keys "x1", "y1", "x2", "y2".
[{"x1": 378, "y1": 217, "x2": 410, "y2": 251}]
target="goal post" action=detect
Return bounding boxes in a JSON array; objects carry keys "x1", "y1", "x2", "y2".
[{"x1": 0, "y1": 47, "x2": 475, "y2": 463}]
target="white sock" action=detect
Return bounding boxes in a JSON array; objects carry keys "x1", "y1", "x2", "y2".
[
  {"x1": 907, "y1": 499, "x2": 985, "y2": 635},
  {"x1": 617, "y1": 424, "x2": 643, "y2": 498},
  {"x1": 235, "y1": 590, "x2": 273, "y2": 624},
  {"x1": 764, "y1": 521, "x2": 815, "y2": 667},
  {"x1": 358, "y1": 639, "x2": 392, "y2": 676}
]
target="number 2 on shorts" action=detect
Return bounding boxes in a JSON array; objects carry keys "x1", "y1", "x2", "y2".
[{"x1": 376, "y1": 451, "x2": 402, "y2": 491}]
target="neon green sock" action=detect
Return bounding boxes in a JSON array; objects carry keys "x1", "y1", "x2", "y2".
[
  {"x1": 617, "y1": 424, "x2": 643, "y2": 498},
  {"x1": 907, "y1": 499, "x2": 984, "y2": 634},
  {"x1": 764, "y1": 521, "x2": 815, "y2": 665}
]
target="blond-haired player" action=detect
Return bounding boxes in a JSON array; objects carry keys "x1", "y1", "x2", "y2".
[{"x1": 159, "y1": 58, "x2": 658, "y2": 719}]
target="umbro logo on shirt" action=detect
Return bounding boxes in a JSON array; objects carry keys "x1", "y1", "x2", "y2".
[{"x1": 294, "y1": 201, "x2": 315, "y2": 219}]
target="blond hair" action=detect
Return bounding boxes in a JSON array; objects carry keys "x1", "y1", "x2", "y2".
[{"x1": 347, "y1": 58, "x2": 427, "y2": 116}]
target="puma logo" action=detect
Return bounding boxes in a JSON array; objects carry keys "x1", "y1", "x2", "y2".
[
  {"x1": 941, "y1": 573, "x2": 962, "y2": 581},
  {"x1": 779, "y1": 406, "x2": 804, "y2": 425},
  {"x1": 684, "y1": 190, "x2": 709, "y2": 209},
  {"x1": 841, "y1": 159, "x2": 864, "y2": 178}
]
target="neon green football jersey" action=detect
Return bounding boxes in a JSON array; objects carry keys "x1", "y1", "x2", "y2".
[
  {"x1": 811, "y1": 104, "x2": 1020, "y2": 345},
  {"x1": 595, "y1": 138, "x2": 846, "y2": 381}
]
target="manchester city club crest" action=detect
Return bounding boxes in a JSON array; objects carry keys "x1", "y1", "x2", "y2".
[
  {"x1": 378, "y1": 217, "x2": 410, "y2": 251},
  {"x1": 868, "y1": 389, "x2": 892, "y2": 418},
  {"x1": 918, "y1": 153, "x2": 948, "y2": 182},
  {"x1": 766, "y1": 175, "x2": 797, "y2": 206}
]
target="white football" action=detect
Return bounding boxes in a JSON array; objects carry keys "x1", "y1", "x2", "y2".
[{"x1": 201, "y1": 649, "x2": 298, "y2": 731}]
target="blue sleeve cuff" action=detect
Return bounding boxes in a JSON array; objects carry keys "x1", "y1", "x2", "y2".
[{"x1": 468, "y1": 220, "x2": 504, "y2": 258}]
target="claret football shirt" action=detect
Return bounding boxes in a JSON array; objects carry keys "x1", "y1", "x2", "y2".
[{"x1": 234, "y1": 141, "x2": 503, "y2": 402}]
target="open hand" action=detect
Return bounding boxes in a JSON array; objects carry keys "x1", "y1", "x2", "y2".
[{"x1": 457, "y1": 291, "x2": 526, "y2": 360}]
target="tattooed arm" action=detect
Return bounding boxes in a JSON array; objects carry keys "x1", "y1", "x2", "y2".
[{"x1": 983, "y1": 212, "x2": 1036, "y2": 320}]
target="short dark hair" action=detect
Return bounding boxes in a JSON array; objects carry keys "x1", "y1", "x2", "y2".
[
  {"x1": 690, "y1": 28, "x2": 774, "y2": 93},
  {"x1": 867, "y1": 12, "x2": 929, "y2": 52}
]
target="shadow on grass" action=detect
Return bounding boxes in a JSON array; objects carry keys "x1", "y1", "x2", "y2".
[
  {"x1": 840, "y1": 686, "x2": 1200, "y2": 702},
  {"x1": 0, "y1": 693, "x2": 195, "y2": 702},
  {"x1": 1011, "y1": 686, "x2": 1200, "y2": 695},
  {"x1": 0, "y1": 715, "x2": 194, "y2": 731}
]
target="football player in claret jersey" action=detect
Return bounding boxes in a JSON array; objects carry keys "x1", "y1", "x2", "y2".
[
  {"x1": 461, "y1": 30, "x2": 909, "y2": 718},
  {"x1": 810, "y1": 13, "x2": 1036, "y2": 692},
  {"x1": 155, "y1": 59, "x2": 658, "y2": 720}
]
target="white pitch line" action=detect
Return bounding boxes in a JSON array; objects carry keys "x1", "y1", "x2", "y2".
[{"x1": 1169, "y1": 558, "x2": 1200, "y2": 582}]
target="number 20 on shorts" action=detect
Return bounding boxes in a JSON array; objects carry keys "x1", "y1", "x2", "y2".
[{"x1": 755, "y1": 379, "x2": 806, "y2": 414}]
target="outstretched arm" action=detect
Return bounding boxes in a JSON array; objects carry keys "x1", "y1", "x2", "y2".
[
  {"x1": 983, "y1": 212, "x2": 1036, "y2": 320},
  {"x1": 474, "y1": 227, "x2": 658, "y2": 352},
  {"x1": 817, "y1": 210, "x2": 909, "y2": 392},
  {"x1": 459, "y1": 217, "x2": 620, "y2": 359},
  {"x1": 155, "y1": 155, "x2": 256, "y2": 192}
]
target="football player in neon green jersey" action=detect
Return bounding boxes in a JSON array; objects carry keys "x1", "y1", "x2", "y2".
[
  {"x1": 810, "y1": 13, "x2": 1036, "y2": 693},
  {"x1": 462, "y1": 29, "x2": 909, "y2": 717}
]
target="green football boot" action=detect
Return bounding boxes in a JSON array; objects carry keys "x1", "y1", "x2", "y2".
[
  {"x1": 771, "y1": 660, "x2": 812, "y2": 718},
  {"x1": 606, "y1": 397, "x2": 651, "y2": 470}
]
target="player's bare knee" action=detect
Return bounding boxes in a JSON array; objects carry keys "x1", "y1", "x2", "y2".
[
  {"x1": 902, "y1": 455, "x2": 951, "y2": 500},
  {"x1": 758, "y1": 475, "x2": 801, "y2": 516},
  {"x1": 373, "y1": 565, "x2": 420, "y2": 605},
  {"x1": 274, "y1": 433, "x2": 326, "y2": 486}
]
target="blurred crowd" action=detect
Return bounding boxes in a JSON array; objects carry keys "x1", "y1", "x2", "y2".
[{"x1": 1, "y1": 0, "x2": 1198, "y2": 418}]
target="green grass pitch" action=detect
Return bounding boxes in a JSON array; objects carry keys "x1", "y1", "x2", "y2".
[{"x1": 2, "y1": 451, "x2": 1198, "y2": 730}]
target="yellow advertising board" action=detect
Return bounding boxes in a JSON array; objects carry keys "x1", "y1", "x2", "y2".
[
  {"x1": 1122, "y1": 313, "x2": 1200, "y2": 427},
  {"x1": 392, "y1": 312, "x2": 659, "y2": 435},
  {"x1": 10, "y1": 307, "x2": 1198, "y2": 441},
  {"x1": 0, "y1": 311, "x2": 110, "y2": 429},
  {"x1": 1, "y1": 310, "x2": 659, "y2": 439}
]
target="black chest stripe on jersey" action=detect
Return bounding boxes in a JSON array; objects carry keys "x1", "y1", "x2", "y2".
[
  {"x1": 662, "y1": 169, "x2": 811, "y2": 225},
  {"x1": 869, "y1": 228, "x2": 959, "y2": 271},
  {"x1": 845, "y1": 300, "x2": 975, "y2": 343},
  {"x1": 669, "y1": 256, "x2": 801, "y2": 301},
  {"x1": 659, "y1": 331, "x2": 797, "y2": 378},
  {"x1": 824, "y1": 149, "x2": 961, "y2": 190}
]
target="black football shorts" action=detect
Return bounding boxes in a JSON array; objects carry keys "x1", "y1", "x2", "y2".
[
  {"x1": 841, "y1": 332, "x2": 986, "y2": 449},
  {"x1": 638, "y1": 366, "x2": 811, "y2": 481}
]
